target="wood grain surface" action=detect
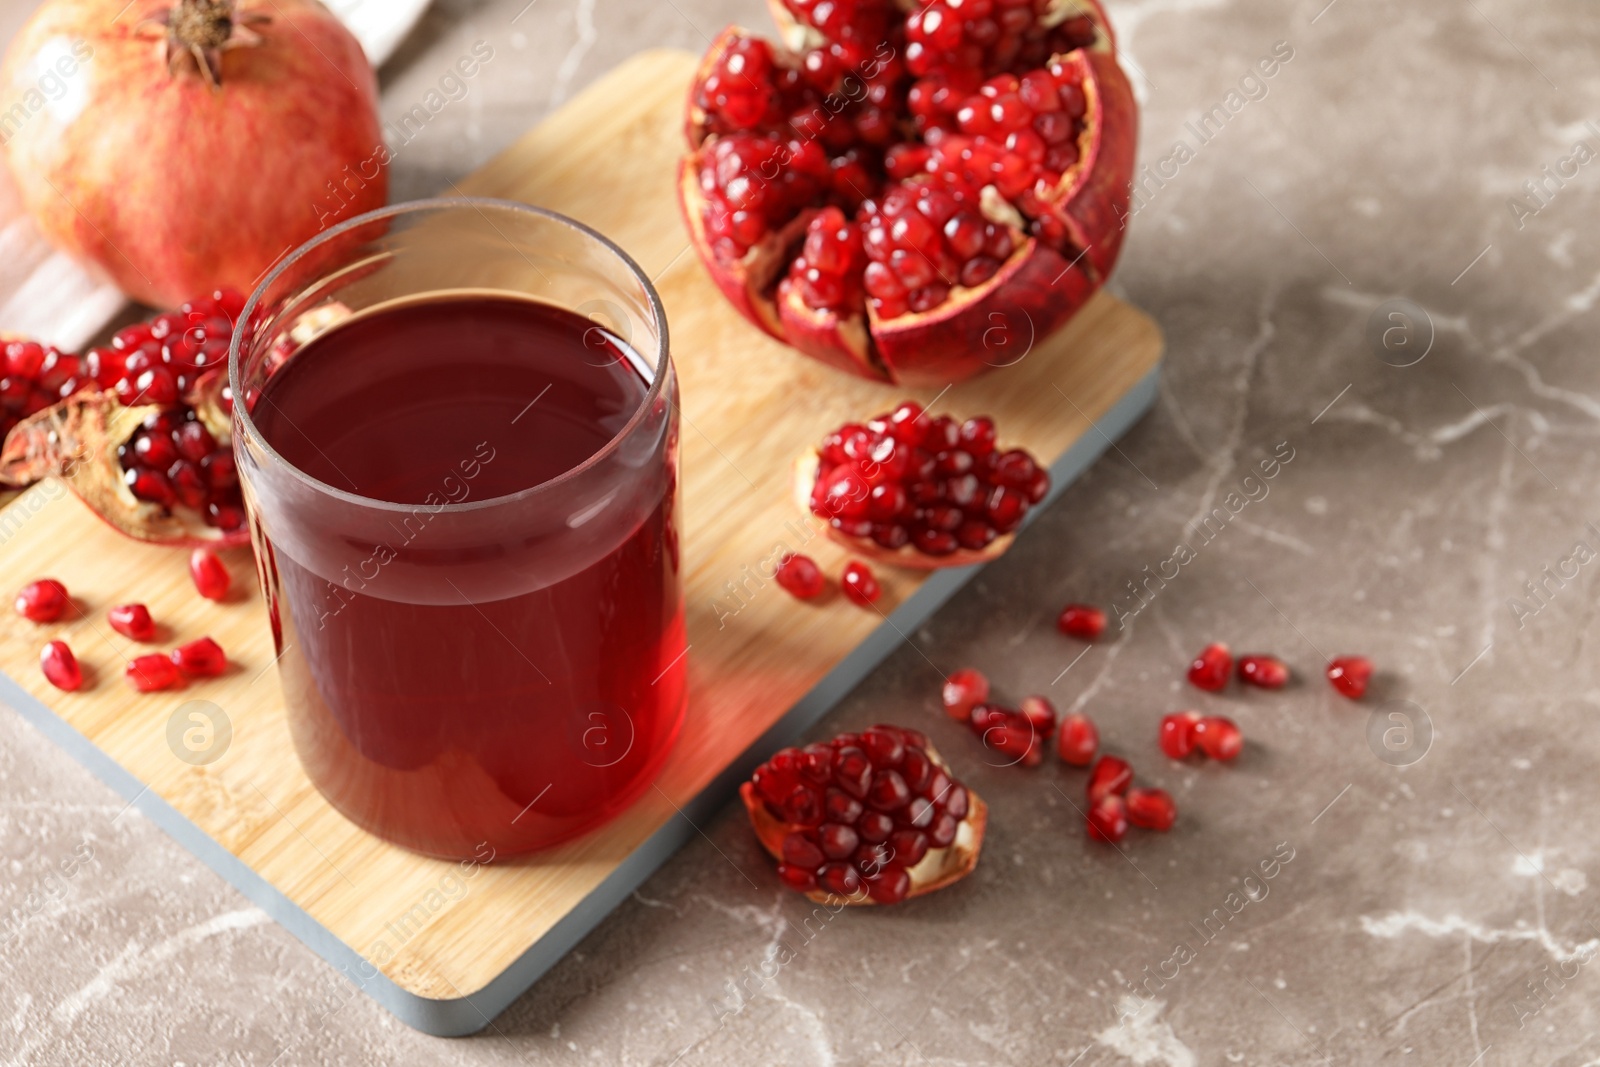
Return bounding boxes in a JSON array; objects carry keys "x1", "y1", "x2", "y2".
[{"x1": 0, "y1": 49, "x2": 1162, "y2": 998}]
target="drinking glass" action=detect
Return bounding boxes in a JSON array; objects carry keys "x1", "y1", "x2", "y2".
[{"x1": 230, "y1": 198, "x2": 685, "y2": 859}]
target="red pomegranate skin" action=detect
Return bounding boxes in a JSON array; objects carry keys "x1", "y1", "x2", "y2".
[{"x1": 0, "y1": 0, "x2": 387, "y2": 308}]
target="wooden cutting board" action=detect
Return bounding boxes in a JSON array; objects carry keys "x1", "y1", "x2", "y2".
[{"x1": 0, "y1": 49, "x2": 1163, "y2": 1035}]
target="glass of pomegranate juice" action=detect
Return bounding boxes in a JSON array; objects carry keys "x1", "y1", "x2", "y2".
[{"x1": 229, "y1": 199, "x2": 685, "y2": 859}]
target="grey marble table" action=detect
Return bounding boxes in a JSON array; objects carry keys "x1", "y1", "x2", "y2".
[{"x1": 4, "y1": 0, "x2": 1598, "y2": 1063}]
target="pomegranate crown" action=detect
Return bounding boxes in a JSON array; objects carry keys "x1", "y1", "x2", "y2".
[{"x1": 142, "y1": 0, "x2": 271, "y2": 89}]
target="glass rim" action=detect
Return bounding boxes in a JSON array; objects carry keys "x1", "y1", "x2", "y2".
[{"x1": 228, "y1": 196, "x2": 672, "y2": 515}]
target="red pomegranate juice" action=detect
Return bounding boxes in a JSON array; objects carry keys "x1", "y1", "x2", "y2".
[{"x1": 247, "y1": 294, "x2": 685, "y2": 858}]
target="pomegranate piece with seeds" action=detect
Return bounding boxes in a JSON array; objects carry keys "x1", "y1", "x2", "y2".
[
  {"x1": 742, "y1": 724, "x2": 987, "y2": 905},
  {"x1": 796, "y1": 400, "x2": 1049, "y2": 567},
  {"x1": 126, "y1": 654, "x2": 180, "y2": 692},
  {"x1": 1187, "y1": 642, "x2": 1231, "y2": 691},
  {"x1": 1086, "y1": 753, "x2": 1132, "y2": 802},
  {"x1": 1086, "y1": 793, "x2": 1128, "y2": 843},
  {"x1": 1125, "y1": 787, "x2": 1176, "y2": 831},
  {"x1": 680, "y1": 0, "x2": 1136, "y2": 385},
  {"x1": 107, "y1": 604, "x2": 156, "y2": 642},
  {"x1": 942, "y1": 667, "x2": 989, "y2": 720},
  {"x1": 1158, "y1": 711, "x2": 1201, "y2": 759},
  {"x1": 0, "y1": 291, "x2": 249, "y2": 547},
  {"x1": 1057, "y1": 712, "x2": 1098, "y2": 766},
  {"x1": 171, "y1": 637, "x2": 227, "y2": 678},
  {"x1": 39, "y1": 641, "x2": 83, "y2": 692},
  {"x1": 1238, "y1": 654, "x2": 1289, "y2": 689},
  {"x1": 1193, "y1": 716, "x2": 1242, "y2": 761},
  {"x1": 1326, "y1": 655, "x2": 1372, "y2": 699},
  {"x1": 15, "y1": 578, "x2": 69, "y2": 622},
  {"x1": 1057, "y1": 603, "x2": 1105, "y2": 641},
  {"x1": 840, "y1": 560, "x2": 882, "y2": 606},
  {"x1": 189, "y1": 548, "x2": 231, "y2": 601},
  {"x1": 775, "y1": 552, "x2": 826, "y2": 600}
]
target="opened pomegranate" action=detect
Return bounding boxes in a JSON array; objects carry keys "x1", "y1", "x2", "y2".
[
  {"x1": 679, "y1": 0, "x2": 1135, "y2": 384},
  {"x1": 742, "y1": 725, "x2": 986, "y2": 904},
  {"x1": 0, "y1": 0, "x2": 385, "y2": 308},
  {"x1": 795, "y1": 400, "x2": 1049, "y2": 566},
  {"x1": 0, "y1": 292, "x2": 248, "y2": 546}
]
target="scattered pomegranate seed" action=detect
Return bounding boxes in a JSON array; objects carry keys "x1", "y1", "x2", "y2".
[
  {"x1": 39, "y1": 641, "x2": 82, "y2": 692},
  {"x1": 1326, "y1": 655, "x2": 1372, "y2": 699},
  {"x1": 189, "y1": 548, "x2": 231, "y2": 601},
  {"x1": 1086, "y1": 754, "x2": 1132, "y2": 803},
  {"x1": 107, "y1": 603, "x2": 156, "y2": 642},
  {"x1": 970, "y1": 703, "x2": 1048, "y2": 766},
  {"x1": 1238, "y1": 654, "x2": 1289, "y2": 689},
  {"x1": 1193, "y1": 716, "x2": 1242, "y2": 761},
  {"x1": 125, "y1": 653, "x2": 180, "y2": 692},
  {"x1": 1086, "y1": 794, "x2": 1128, "y2": 843},
  {"x1": 774, "y1": 553, "x2": 825, "y2": 599},
  {"x1": 750, "y1": 723, "x2": 978, "y2": 904},
  {"x1": 1158, "y1": 711, "x2": 1202, "y2": 759},
  {"x1": 1187, "y1": 642, "x2": 1231, "y2": 691},
  {"x1": 941, "y1": 667, "x2": 989, "y2": 720},
  {"x1": 170, "y1": 637, "x2": 227, "y2": 678},
  {"x1": 1125, "y1": 788, "x2": 1176, "y2": 831},
  {"x1": 15, "y1": 579, "x2": 69, "y2": 623},
  {"x1": 840, "y1": 560, "x2": 881, "y2": 606},
  {"x1": 1056, "y1": 712, "x2": 1098, "y2": 766},
  {"x1": 1056, "y1": 603, "x2": 1105, "y2": 641},
  {"x1": 1019, "y1": 695, "x2": 1056, "y2": 736}
]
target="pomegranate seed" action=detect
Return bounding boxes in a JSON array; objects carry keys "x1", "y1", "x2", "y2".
[
  {"x1": 1187, "y1": 642, "x2": 1231, "y2": 691},
  {"x1": 1238, "y1": 654, "x2": 1289, "y2": 689},
  {"x1": 1193, "y1": 716, "x2": 1242, "y2": 760},
  {"x1": 840, "y1": 560, "x2": 881, "y2": 606},
  {"x1": 15, "y1": 579, "x2": 69, "y2": 622},
  {"x1": 126, "y1": 654, "x2": 180, "y2": 692},
  {"x1": 39, "y1": 641, "x2": 83, "y2": 692},
  {"x1": 1057, "y1": 712, "x2": 1098, "y2": 766},
  {"x1": 775, "y1": 553, "x2": 825, "y2": 599},
  {"x1": 865, "y1": 867, "x2": 912, "y2": 904},
  {"x1": 170, "y1": 637, "x2": 227, "y2": 678},
  {"x1": 1019, "y1": 695, "x2": 1057, "y2": 738},
  {"x1": 1158, "y1": 711, "x2": 1202, "y2": 759},
  {"x1": 107, "y1": 603, "x2": 156, "y2": 641},
  {"x1": 189, "y1": 548, "x2": 231, "y2": 601},
  {"x1": 1086, "y1": 754, "x2": 1132, "y2": 803},
  {"x1": 1126, "y1": 788, "x2": 1176, "y2": 831},
  {"x1": 941, "y1": 667, "x2": 988, "y2": 720},
  {"x1": 1326, "y1": 656, "x2": 1372, "y2": 699},
  {"x1": 1057, "y1": 603, "x2": 1105, "y2": 640},
  {"x1": 969, "y1": 703, "x2": 1046, "y2": 766},
  {"x1": 1086, "y1": 794, "x2": 1128, "y2": 843}
]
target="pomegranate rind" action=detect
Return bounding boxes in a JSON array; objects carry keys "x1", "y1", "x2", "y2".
[
  {"x1": 869, "y1": 235, "x2": 1094, "y2": 385},
  {"x1": 1047, "y1": 49, "x2": 1137, "y2": 280},
  {"x1": 740, "y1": 742, "x2": 987, "y2": 905},
  {"x1": 676, "y1": 155, "x2": 808, "y2": 343},
  {"x1": 0, "y1": 389, "x2": 248, "y2": 548},
  {"x1": 791, "y1": 449, "x2": 1019, "y2": 570}
]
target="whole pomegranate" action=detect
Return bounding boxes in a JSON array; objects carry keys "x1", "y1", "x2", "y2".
[
  {"x1": 679, "y1": 0, "x2": 1136, "y2": 384},
  {"x1": 0, "y1": 0, "x2": 386, "y2": 308}
]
